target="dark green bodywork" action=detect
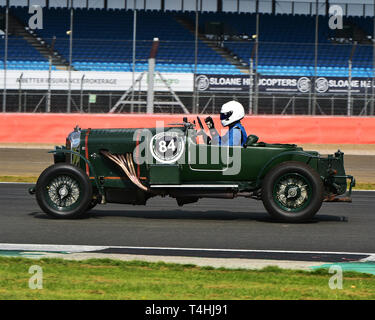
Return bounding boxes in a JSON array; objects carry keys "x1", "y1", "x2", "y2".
[{"x1": 50, "y1": 125, "x2": 354, "y2": 204}]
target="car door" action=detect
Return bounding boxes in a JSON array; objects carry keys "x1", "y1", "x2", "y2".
[{"x1": 180, "y1": 137, "x2": 243, "y2": 182}]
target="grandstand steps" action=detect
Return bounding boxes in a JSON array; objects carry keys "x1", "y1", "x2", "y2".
[
  {"x1": 9, "y1": 14, "x2": 73, "y2": 70},
  {"x1": 174, "y1": 16, "x2": 249, "y2": 74}
]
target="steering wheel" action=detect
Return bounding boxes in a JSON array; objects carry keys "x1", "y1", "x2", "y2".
[
  {"x1": 196, "y1": 116, "x2": 211, "y2": 145},
  {"x1": 197, "y1": 116, "x2": 205, "y2": 130}
]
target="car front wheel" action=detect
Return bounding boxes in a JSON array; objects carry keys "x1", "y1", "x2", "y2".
[{"x1": 35, "y1": 163, "x2": 93, "y2": 219}]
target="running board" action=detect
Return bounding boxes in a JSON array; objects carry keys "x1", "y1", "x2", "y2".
[{"x1": 150, "y1": 184, "x2": 239, "y2": 188}]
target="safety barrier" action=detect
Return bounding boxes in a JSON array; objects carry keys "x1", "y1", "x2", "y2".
[{"x1": 0, "y1": 113, "x2": 374, "y2": 144}]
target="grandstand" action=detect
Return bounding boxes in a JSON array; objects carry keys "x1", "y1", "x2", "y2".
[
  {"x1": 0, "y1": 34, "x2": 55, "y2": 70},
  {"x1": 211, "y1": 13, "x2": 374, "y2": 77},
  {"x1": 2, "y1": 6, "x2": 374, "y2": 77},
  {"x1": 0, "y1": 0, "x2": 374, "y2": 115},
  {"x1": 8, "y1": 8, "x2": 241, "y2": 74}
]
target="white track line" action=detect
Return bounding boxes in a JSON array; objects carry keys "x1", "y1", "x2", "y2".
[
  {"x1": 359, "y1": 255, "x2": 375, "y2": 262},
  {"x1": 0, "y1": 243, "x2": 373, "y2": 257},
  {"x1": 105, "y1": 246, "x2": 375, "y2": 256},
  {"x1": 0, "y1": 243, "x2": 108, "y2": 253}
]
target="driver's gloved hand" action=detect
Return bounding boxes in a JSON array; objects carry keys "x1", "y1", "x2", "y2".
[
  {"x1": 205, "y1": 116, "x2": 215, "y2": 130},
  {"x1": 196, "y1": 130, "x2": 204, "y2": 136}
]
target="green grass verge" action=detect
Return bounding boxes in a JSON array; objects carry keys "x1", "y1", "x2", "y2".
[
  {"x1": 0, "y1": 176, "x2": 38, "y2": 183},
  {"x1": 1, "y1": 176, "x2": 375, "y2": 190},
  {"x1": 353, "y1": 182, "x2": 375, "y2": 190},
  {"x1": 0, "y1": 257, "x2": 375, "y2": 300}
]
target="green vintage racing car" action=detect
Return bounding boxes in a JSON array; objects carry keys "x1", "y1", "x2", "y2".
[{"x1": 29, "y1": 117, "x2": 355, "y2": 222}]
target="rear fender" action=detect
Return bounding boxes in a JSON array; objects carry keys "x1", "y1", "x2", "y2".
[{"x1": 255, "y1": 151, "x2": 320, "y2": 188}]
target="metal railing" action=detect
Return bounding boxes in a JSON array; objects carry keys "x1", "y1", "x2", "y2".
[{"x1": 1, "y1": 90, "x2": 374, "y2": 116}]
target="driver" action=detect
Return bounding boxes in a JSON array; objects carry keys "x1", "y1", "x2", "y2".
[{"x1": 204, "y1": 100, "x2": 247, "y2": 147}]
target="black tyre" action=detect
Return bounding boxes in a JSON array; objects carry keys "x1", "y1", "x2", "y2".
[
  {"x1": 35, "y1": 163, "x2": 93, "y2": 219},
  {"x1": 87, "y1": 197, "x2": 100, "y2": 211},
  {"x1": 261, "y1": 161, "x2": 324, "y2": 222},
  {"x1": 87, "y1": 200, "x2": 98, "y2": 211}
]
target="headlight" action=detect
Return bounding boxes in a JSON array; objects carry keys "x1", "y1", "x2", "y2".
[{"x1": 68, "y1": 130, "x2": 81, "y2": 149}]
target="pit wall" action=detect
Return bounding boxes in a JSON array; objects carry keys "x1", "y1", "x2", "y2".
[{"x1": 0, "y1": 113, "x2": 374, "y2": 145}]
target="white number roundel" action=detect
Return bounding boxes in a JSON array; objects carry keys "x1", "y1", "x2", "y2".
[{"x1": 150, "y1": 131, "x2": 185, "y2": 164}]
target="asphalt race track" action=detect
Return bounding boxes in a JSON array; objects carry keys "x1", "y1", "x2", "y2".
[{"x1": 0, "y1": 183, "x2": 374, "y2": 261}]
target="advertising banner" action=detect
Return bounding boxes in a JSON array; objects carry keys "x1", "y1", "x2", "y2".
[
  {"x1": 196, "y1": 74, "x2": 375, "y2": 94},
  {"x1": 1, "y1": 71, "x2": 374, "y2": 94},
  {"x1": 0, "y1": 70, "x2": 194, "y2": 92}
]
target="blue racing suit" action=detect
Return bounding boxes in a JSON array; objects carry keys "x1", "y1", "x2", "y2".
[{"x1": 210, "y1": 121, "x2": 247, "y2": 147}]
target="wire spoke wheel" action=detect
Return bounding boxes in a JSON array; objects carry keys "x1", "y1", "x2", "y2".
[
  {"x1": 273, "y1": 173, "x2": 312, "y2": 213},
  {"x1": 262, "y1": 161, "x2": 324, "y2": 222},
  {"x1": 45, "y1": 175, "x2": 82, "y2": 211},
  {"x1": 36, "y1": 163, "x2": 93, "y2": 219}
]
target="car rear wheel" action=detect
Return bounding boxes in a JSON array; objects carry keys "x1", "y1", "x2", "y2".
[
  {"x1": 35, "y1": 163, "x2": 93, "y2": 219},
  {"x1": 87, "y1": 196, "x2": 101, "y2": 211},
  {"x1": 261, "y1": 161, "x2": 324, "y2": 222}
]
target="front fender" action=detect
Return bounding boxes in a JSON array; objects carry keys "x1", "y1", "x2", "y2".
[{"x1": 48, "y1": 149, "x2": 104, "y2": 196}]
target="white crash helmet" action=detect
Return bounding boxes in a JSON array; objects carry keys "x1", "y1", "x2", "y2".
[{"x1": 220, "y1": 100, "x2": 245, "y2": 127}]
